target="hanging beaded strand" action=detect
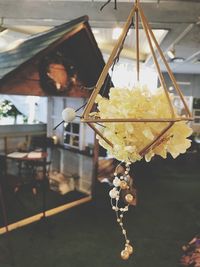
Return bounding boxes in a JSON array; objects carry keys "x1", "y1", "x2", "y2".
[{"x1": 109, "y1": 162, "x2": 134, "y2": 260}]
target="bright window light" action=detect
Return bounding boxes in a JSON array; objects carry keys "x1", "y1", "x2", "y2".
[
  {"x1": 112, "y1": 27, "x2": 123, "y2": 40},
  {"x1": 110, "y1": 59, "x2": 158, "y2": 91}
]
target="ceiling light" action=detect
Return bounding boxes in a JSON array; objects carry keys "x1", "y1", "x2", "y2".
[
  {"x1": 167, "y1": 49, "x2": 175, "y2": 59},
  {"x1": 177, "y1": 81, "x2": 191, "y2": 85},
  {"x1": 172, "y1": 57, "x2": 185, "y2": 63}
]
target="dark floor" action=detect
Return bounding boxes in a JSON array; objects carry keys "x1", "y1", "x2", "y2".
[{"x1": 0, "y1": 153, "x2": 200, "y2": 267}]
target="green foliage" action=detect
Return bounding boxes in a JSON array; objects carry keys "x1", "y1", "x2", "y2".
[{"x1": 0, "y1": 100, "x2": 22, "y2": 118}]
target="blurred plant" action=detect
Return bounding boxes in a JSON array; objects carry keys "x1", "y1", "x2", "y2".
[{"x1": 0, "y1": 100, "x2": 27, "y2": 123}]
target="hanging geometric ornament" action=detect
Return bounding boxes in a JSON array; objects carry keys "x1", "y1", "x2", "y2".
[{"x1": 81, "y1": 0, "x2": 193, "y2": 260}]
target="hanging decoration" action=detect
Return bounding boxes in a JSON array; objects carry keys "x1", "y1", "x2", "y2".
[
  {"x1": 54, "y1": 0, "x2": 193, "y2": 261},
  {"x1": 80, "y1": 0, "x2": 193, "y2": 260}
]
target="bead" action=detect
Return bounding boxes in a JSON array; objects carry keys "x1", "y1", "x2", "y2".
[
  {"x1": 120, "y1": 181, "x2": 128, "y2": 190},
  {"x1": 126, "y1": 245, "x2": 134, "y2": 255},
  {"x1": 122, "y1": 229, "x2": 126, "y2": 235},
  {"x1": 114, "y1": 172, "x2": 117, "y2": 176},
  {"x1": 62, "y1": 108, "x2": 76, "y2": 123},
  {"x1": 120, "y1": 222, "x2": 123, "y2": 226},
  {"x1": 120, "y1": 214, "x2": 123, "y2": 218},
  {"x1": 112, "y1": 206, "x2": 116, "y2": 210},
  {"x1": 109, "y1": 188, "x2": 119, "y2": 199},
  {"x1": 126, "y1": 240, "x2": 130, "y2": 244},
  {"x1": 125, "y1": 194, "x2": 134, "y2": 203},
  {"x1": 117, "y1": 218, "x2": 120, "y2": 222},
  {"x1": 113, "y1": 177, "x2": 121, "y2": 187},
  {"x1": 120, "y1": 176, "x2": 124, "y2": 180},
  {"x1": 125, "y1": 171, "x2": 128, "y2": 175},
  {"x1": 121, "y1": 250, "x2": 129, "y2": 260}
]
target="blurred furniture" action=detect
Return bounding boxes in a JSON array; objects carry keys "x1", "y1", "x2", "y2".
[
  {"x1": 29, "y1": 136, "x2": 54, "y2": 188},
  {"x1": 6, "y1": 151, "x2": 48, "y2": 194}
]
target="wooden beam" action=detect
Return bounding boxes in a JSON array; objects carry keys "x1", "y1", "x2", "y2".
[{"x1": 0, "y1": 196, "x2": 92, "y2": 235}]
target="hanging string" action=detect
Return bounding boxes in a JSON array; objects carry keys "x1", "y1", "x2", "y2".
[{"x1": 100, "y1": 0, "x2": 117, "y2": 11}]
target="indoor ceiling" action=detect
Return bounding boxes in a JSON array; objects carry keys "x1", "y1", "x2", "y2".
[{"x1": 0, "y1": 0, "x2": 200, "y2": 74}]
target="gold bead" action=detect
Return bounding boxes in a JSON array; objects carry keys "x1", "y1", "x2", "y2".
[
  {"x1": 126, "y1": 244, "x2": 134, "y2": 255},
  {"x1": 120, "y1": 181, "x2": 128, "y2": 190},
  {"x1": 125, "y1": 194, "x2": 134, "y2": 203},
  {"x1": 121, "y1": 249, "x2": 129, "y2": 260}
]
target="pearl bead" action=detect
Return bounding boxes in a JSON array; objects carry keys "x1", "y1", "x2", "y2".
[
  {"x1": 125, "y1": 194, "x2": 134, "y2": 203},
  {"x1": 120, "y1": 214, "x2": 123, "y2": 218},
  {"x1": 117, "y1": 218, "x2": 120, "y2": 223},
  {"x1": 120, "y1": 181, "x2": 128, "y2": 190},
  {"x1": 126, "y1": 245, "x2": 134, "y2": 255},
  {"x1": 109, "y1": 188, "x2": 119, "y2": 199},
  {"x1": 62, "y1": 108, "x2": 76, "y2": 123},
  {"x1": 122, "y1": 229, "x2": 126, "y2": 235},
  {"x1": 113, "y1": 177, "x2": 121, "y2": 187},
  {"x1": 120, "y1": 222, "x2": 123, "y2": 226},
  {"x1": 121, "y1": 250, "x2": 129, "y2": 260},
  {"x1": 114, "y1": 172, "x2": 117, "y2": 176},
  {"x1": 126, "y1": 240, "x2": 130, "y2": 244}
]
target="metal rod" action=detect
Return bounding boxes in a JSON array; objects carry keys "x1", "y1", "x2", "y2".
[
  {"x1": 87, "y1": 122, "x2": 113, "y2": 147},
  {"x1": 82, "y1": 4, "x2": 137, "y2": 118},
  {"x1": 135, "y1": 1, "x2": 140, "y2": 82},
  {"x1": 82, "y1": 117, "x2": 193, "y2": 123},
  {"x1": 139, "y1": 122, "x2": 174, "y2": 156},
  {"x1": 139, "y1": 6, "x2": 192, "y2": 118},
  {"x1": 138, "y1": 3, "x2": 175, "y2": 118},
  {"x1": 53, "y1": 120, "x2": 64, "y2": 130}
]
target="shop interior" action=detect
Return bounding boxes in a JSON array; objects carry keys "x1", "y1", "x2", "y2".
[{"x1": 0, "y1": 1, "x2": 200, "y2": 266}]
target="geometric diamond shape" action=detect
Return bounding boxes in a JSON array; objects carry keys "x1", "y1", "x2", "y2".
[{"x1": 81, "y1": 1, "x2": 193, "y2": 157}]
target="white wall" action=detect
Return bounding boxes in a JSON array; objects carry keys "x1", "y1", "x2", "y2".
[{"x1": 162, "y1": 73, "x2": 200, "y2": 97}]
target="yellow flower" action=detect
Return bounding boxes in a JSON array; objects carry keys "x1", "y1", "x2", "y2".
[{"x1": 91, "y1": 85, "x2": 192, "y2": 163}]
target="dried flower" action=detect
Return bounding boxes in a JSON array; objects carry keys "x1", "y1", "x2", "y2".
[{"x1": 92, "y1": 85, "x2": 192, "y2": 162}]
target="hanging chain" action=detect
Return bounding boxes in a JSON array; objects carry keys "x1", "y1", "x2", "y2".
[{"x1": 109, "y1": 162, "x2": 136, "y2": 260}]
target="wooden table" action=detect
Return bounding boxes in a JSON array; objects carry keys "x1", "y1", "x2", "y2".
[{"x1": 6, "y1": 151, "x2": 48, "y2": 217}]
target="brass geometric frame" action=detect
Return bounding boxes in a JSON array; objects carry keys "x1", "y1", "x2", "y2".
[{"x1": 81, "y1": 0, "x2": 193, "y2": 157}]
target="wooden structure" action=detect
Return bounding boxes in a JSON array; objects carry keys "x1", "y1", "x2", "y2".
[{"x1": 0, "y1": 16, "x2": 106, "y2": 97}]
